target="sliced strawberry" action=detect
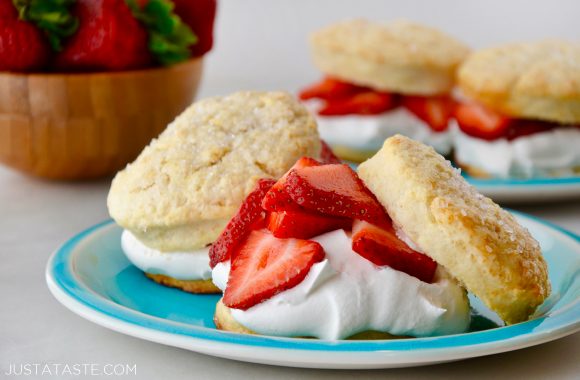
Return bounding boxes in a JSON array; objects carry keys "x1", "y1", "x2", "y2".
[
  {"x1": 261, "y1": 157, "x2": 321, "y2": 212},
  {"x1": 504, "y1": 119, "x2": 556, "y2": 141},
  {"x1": 299, "y1": 77, "x2": 365, "y2": 101},
  {"x1": 455, "y1": 103, "x2": 512, "y2": 141},
  {"x1": 352, "y1": 220, "x2": 437, "y2": 283},
  {"x1": 284, "y1": 164, "x2": 390, "y2": 226},
  {"x1": 402, "y1": 95, "x2": 455, "y2": 132},
  {"x1": 320, "y1": 140, "x2": 342, "y2": 164},
  {"x1": 209, "y1": 178, "x2": 276, "y2": 268},
  {"x1": 268, "y1": 209, "x2": 351, "y2": 239},
  {"x1": 318, "y1": 91, "x2": 397, "y2": 116},
  {"x1": 223, "y1": 230, "x2": 325, "y2": 310}
]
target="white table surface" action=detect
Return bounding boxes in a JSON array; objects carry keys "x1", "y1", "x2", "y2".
[{"x1": 2, "y1": 1, "x2": 580, "y2": 378}]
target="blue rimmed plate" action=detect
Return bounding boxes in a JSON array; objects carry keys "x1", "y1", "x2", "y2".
[
  {"x1": 46, "y1": 212, "x2": 580, "y2": 369},
  {"x1": 464, "y1": 175, "x2": 580, "y2": 203}
]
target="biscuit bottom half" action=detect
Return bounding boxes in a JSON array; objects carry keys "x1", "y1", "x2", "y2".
[
  {"x1": 145, "y1": 273, "x2": 221, "y2": 294},
  {"x1": 456, "y1": 159, "x2": 580, "y2": 179},
  {"x1": 213, "y1": 299, "x2": 404, "y2": 340}
]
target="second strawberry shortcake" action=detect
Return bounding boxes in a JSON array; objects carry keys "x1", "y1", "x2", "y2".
[
  {"x1": 211, "y1": 136, "x2": 550, "y2": 339},
  {"x1": 300, "y1": 19, "x2": 470, "y2": 162}
]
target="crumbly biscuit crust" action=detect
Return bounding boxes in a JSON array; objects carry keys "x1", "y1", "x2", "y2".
[
  {"x1": 459, "y1": 40, "x2": 580, "y2": 123},
  {"x1": 108, "y1": 91, "x2": 321, "y2": 250},
  {"x1": 145, "y1": 273, "x2": 221, "y2": 294},
  {"x1": 310, "y1": 19, "x2": 470, "y2": 95},
  {"x1": 358, "y1": 135, "x2": 550, "y2": 324}
]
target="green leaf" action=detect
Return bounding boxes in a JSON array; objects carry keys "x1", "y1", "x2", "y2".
[
  {"x1": 13, "y1": 0, "x2": 79, "y2": 51},
  {"x1": 127, "y1": 0, "x2": 197, "y2": 66}
]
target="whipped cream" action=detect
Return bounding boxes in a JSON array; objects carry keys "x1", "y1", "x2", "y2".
[
  {"x1": 121, "y1": 230, "x2": 212, "y2": 280},
  {"x1": 213, "y1": 229, "x2": 470, "y2": 340},
  {"x1": 305, "y1": 100, "x2": 453, "y2": 155},
  {"x1": 454, "y1": 126, "x2": 580, "y2": 178}
]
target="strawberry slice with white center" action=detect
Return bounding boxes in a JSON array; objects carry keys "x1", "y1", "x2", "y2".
[
  {"x1": 209, "y1": 178, "x2": 276, "y2": 268},
  {"x1": 352, "y1": 220, "x2": 437, "y2": 283},
  {"x1": 284, "y1": 163, "x2": 390, "y2": 226},
  {"x1": 454, "y1": 102, "x2": 512, "y2": 141},
  {"x1": 268, "y1": 209, "x2": 351, "y2": 239},
  {"x1": 402, "y1": 95, "x2": 455, "y2": 132},
  {"x1": 261, "y1": 157, "x2": 321, "y2": 212},
  {"x1": 223, "y1": 229, "x2": 325, "y2": 310}
]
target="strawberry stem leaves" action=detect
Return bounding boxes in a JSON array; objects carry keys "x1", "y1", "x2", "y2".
[
  {"x1": 127, "y1": 0, "x2": 197, "y2": 65},
  {"x1": 12, "y1": 0, "x2": 78, "y2": 51}
]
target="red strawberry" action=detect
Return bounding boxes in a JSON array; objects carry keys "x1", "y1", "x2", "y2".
[
  {"x1": 223, "y1": 229, "x2": 325, "y2": 310},
  {"x1": 284, "y1": 163, "x2": 390, "y2": 226},
  {"x1": 319, "y1": 91, "x2": 397, "y2": 116},
  {"x1": 268, "y1": 209, "x2": 351, "y2": 239},
  {"x1": 320, "y1": 140, "x2": 341, "y2": 164},
  {"x1": 351, "y1": 220, "x2": 437, "y2": 283},
  {"x1": 171, "y1": 0, "x2": 216, "y2": 57},
  {"x1": 504, "y1": 119, "x2": 556, "y2": 141},
  {"x1": 402, "y1": 95, "x2": 455, "y2": 132},
  {"x1": 0, "y1": 0, "x2": 50, "y2": 72},
  {"x1": 455, "y1": 102, "x2": 512, "y2": 141},
  {"x1": 261, "y1": 157, "x2": 321, "y2": 212},
  {"x1": 209, "y1": 178, "x2": 276, "y2": 268},
  {"x1": 299, "y1": 77, "x2": 366, "y2": 101},
  {"x1": 55, "y1": 0, "x2": 152, "y2": 71},
  {"x1": 0, "y1": 0, "x2": 17, "y2": 18}
]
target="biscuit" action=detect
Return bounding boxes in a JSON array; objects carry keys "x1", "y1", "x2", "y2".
[
  {"x1": 453, "y1": 159, "x2": 493, "y2": 179},
  {"x1": 108, "y1": 91, "x2": 321, "y2": 251},
  {"x1": 214, "y1": 299, "x2": 400, "y2": 339},
  {"x1": 454, "y1": 152, "x2": 580, "y2": 179},
  {"x1": 145, "y1": 273, "x2": 221, "y2": 294},
  {"x1": 458, "y1": 40, "x2": 580, "y2": 124},
  {"x1": 310, "y1": 19, "x2": 470, "y2": 95},
  {"x1": 357, "y1": 135, "x2": 550, "y2": 324}
]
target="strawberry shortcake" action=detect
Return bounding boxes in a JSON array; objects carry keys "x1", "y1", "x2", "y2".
[
  {"x1": 454, "y1": 41, "x2": 580, "y2": 178},
  {"x1": 299, "y1": 19, "x2": 470, "y2": 162},
  {"x1": 211, "y1": 135, "x2": 550, "y2": 339},
  {"x1": 107, "y1": 91, "x2": 322, "y2": 293}
]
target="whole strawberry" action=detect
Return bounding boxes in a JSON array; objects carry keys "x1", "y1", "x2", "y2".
[
  {"x1": 55, "y1": 0, "x2": 152, "y2": 71},
  {"x1": 171, "y1": 0, "x2": 216, "y2": 57},
  {"x1": 0, "y1": 0, "x2": 17, "y2": 17},
  {"x1": 0, "y1": 0, "x2": 50, "y2": 72}
]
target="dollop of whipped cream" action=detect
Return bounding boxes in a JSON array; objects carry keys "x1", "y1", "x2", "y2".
[
  {"x1": 213, "y1": 229, "x2": 470, "y2": 340},
  {"x1": 305, "y1": 100, "x2": 453, "y2": 155},
  {"x1": 121, "y1": 230, "x2": 212, "y2": 280},
  {"x1": 454, "y1": 126, "x2": 580, "y2": 178}
]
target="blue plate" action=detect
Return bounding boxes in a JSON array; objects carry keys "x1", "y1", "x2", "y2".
[{"x1": 46, "y1": 212, "x2": 580, "y2": 369}]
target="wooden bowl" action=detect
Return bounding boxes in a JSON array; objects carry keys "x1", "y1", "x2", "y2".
[{"x1": 0, "y1": 58, "x2": 202, "y2": 180}]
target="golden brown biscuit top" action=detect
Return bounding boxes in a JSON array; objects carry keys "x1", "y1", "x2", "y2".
[
  {"x1": 358, "y1": 135, "x2": 550, "y2": 324},
  {"x1": 310, "y1": 19, "x2": 470, "y2": 70},
  {"x1": 108, "y1": 91, "x2": 321, "y2": 232},
  {"x1": 459, "y1": 40, "x2": 580, "y2": 101}
]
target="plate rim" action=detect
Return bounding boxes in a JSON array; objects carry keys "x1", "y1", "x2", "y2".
[
  {"x1": 45, "y1": 213, "x2": 580, "y2": 367},
  {"x1": 463, "y1": 174, "x2": 580, "y2": 187}
]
